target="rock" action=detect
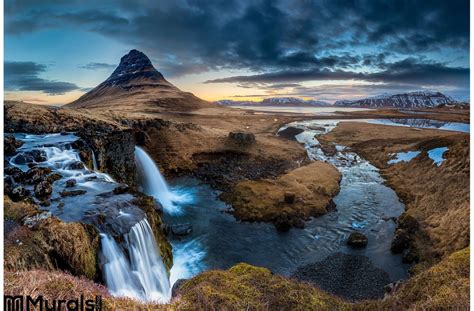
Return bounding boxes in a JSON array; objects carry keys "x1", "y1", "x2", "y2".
[
  {"x1": 402, "y1": 247, "x2": 419, "y2": 264},
  {"x1": 320, "y1": 143, "x2": 337, "y2": 156},
  {"x1": 325, "y1": 199, "x2": 337, "y2": 211},
  {"x1": 397, "y1": 213, "x2": 419, "y2": 233},
  {"x1": 65, "y1": 179, "x2": 77, "y2": 188},
  {"x1": 25, "y1": 149, "x2": 47, "y2": 162},
  {"x1": 278, "y1": 127, "x2": 304, "y2": 140},
  {"x1": 25, "y1": 167, "x2": 52, "y2": 184},
  {"x1": 284, "y1": 192, "x2": 296, "y2": 204},
  {"x1": 274, "y1": 215, "x2": 292, "y2": 232},
  {"x1": 60, "y1": 190, "x2": 87, "y2": 197},
  {"x1": 10, "y1": 186, "x2": 30, "y2": 202},
  {"x1": 23, "y1": 212, "x2": 52, "y2": 228},
  {"x1": 170, "y1": 223, "x2": 193, "y2": 236},
  {"x1": 293, "y1": 252, "x2": 391, "y2": 301},
  {"x1": 5, "y1": 166, "x2": 25, "y2": 182},
  {"x1": 34, "y1": 180, "x2": 53, "y2": 198},
  {"x1": 4, "y1": 176, "x2": 15, "y2": 195},
  {"x1": 68, "y1": 161, "x2": 84, "y2": 170},
  {"x1": 4, "y1": 135, "x2": 23, "y2": 155},
  {"x1": 47, "y1": 173, "x2": 63, "y2": 183},
  {"x1": 347, "y1": 232, "x2": 368, "y2": 248},
  {"x1": 113, "y1": 185, "x2": 129, "y2": 195},
  {"x1": 135, "y1": 130, "x2": 148, "y2": 146},
  {"x1": 391, "y1": 229, "x2": 411, "y2": 253},
  {"x1": 172, "y1": 278, "x2": 188, "y2": 298},
  {"x1": 12, "y1": 153, "x2": 34, "y2": 165},
  {"x1": 228, "y1": 132, "x2": 256, "y2": 146},
  {"x1": 292, "y1": 218, "x2": 306, "y2": 229}
]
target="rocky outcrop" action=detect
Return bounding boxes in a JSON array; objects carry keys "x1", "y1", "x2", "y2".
[
  {"x1": 347, "y1": 232, "x2": 368, "y2": 248},
  {"x1": 4, "y1": 198, "x2": 100, "y2": 281}
]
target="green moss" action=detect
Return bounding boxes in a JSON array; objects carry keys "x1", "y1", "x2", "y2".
[{"x1": 177, "y1": 263, "x2": 350, "y2": 310}]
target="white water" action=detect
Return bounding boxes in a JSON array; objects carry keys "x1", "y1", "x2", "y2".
[
  {"x1": 135, "y1": 146, "x2": 191, "y2": 214},
  {"x1": 101, "y1": 219, "x2": 171, "y2": 302}
]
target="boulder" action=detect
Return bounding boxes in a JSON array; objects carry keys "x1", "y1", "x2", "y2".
[
  {"x1": 65, "y1": 179, "x2": 77, "y2": 188},
  {"x1": 278, "y1": 127, "x2": 304, "y2": 140},
  {"x1": 284, "y1": 192, "x2": 296, "y2": 204},
  {"x1": 391, "y1": 229, "x2": 411, "y2": 253},
  {"x1": 34, "y1": 180, "x2": 53, "y2": 198},
  {"x1": 5, "y1": 166, "x2": 25, "y2": 182},
  {"x1": 113, "y1": 185, "x2": 129, "y2": 195},
  {"x1": 320, "y1": 143, "x2": 337, "y2": 156},
  {"x1": 60, "y1": 190, "x2": 87, "y2": 197},
  {"x1": 47, "y1": 173, "x2": 63, "y2": 183},
  {"x1": 4, "y1": 176, "x2": 15, "y2": 195},
  {"x1": 228, "y1": 132, "x2": 256, "y2": 146},
  {"x1": 25, "y1": 167, "x2": 52, "y2": 184},
  {"x1": 171, "y1": 278, "x2": 188, "y2": 298},
  {"x1": 347, "y1": 232, "x2": 368, "y2": 248},
  {"x1": 25, "y1": 149, "x2": 47, "y2": 162},
  {"x1": 402, "y1": 247, "x2": 419, "y2": 264},
  {"x1": 12, "y1": 153, "x2": 34, "y2": 165},
  {"x1": 4, "y1": 135, "x2": 23, "y2": 155},
  {"x1": 68, "y1": 161, "x2": 84, "y2": 170},
  {"x1": 170, "y1": 223, "x2": 192, "y2": 236},
  {"x1": 10, "y1": 186, "x2": 30, "y2": 202}
]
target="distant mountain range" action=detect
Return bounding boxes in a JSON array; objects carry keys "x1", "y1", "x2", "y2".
[
  {"x1": 215, "y1": 97, "x2": 330, "y2": 107},
  {"x1": 66, "y1": 49, "x2": 210, "y2": 111},
  {"x1": 334, "y1": 92, "x2": 459, "y2": 109}
]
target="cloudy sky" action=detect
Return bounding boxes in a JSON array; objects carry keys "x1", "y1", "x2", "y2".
[{"x1": 5, "y1": 0, "x2": 470, "y2": 104}]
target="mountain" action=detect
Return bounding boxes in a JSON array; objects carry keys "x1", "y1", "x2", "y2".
[
  {"x1": 215, "y1": 97, "x2": 329, "y2": 107},
  {"x1": 66, "y1": 49, "x2": 210, "y2": 111},
  {"x1": 334, "y1": 92, "x2": 457, "y2": 109}
]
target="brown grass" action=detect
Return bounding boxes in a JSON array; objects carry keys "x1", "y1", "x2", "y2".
[{"x1": 225, "y1": 161, "x2": 341, "y2": 224}]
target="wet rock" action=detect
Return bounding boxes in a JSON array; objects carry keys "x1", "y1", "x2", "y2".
[
  {"x1": 325, "y1": 199, "x2": 337, "y2": 211},
  {"x1": 292, "y1": 218, "x2": 306, "y2": 229},
  {"x1": 274, "y1": 215, "x2": 292, "y2": 232},
  {"x1": 278, "y1": 127, "x2": 304, "y2": 140},
  {"x1": 12, "y1": 153, "x2": 34, "y2": 165},
  {"x1": 47, "y1": 173, "x2": 63, "y2": 183},
  {"x1": 4, "y1": 176, "x2": 15, "y2": 195},
  {"x1": 68, "y1": 161, "x2": 84, "y2": 170},
  {"x1": 402, "y1": 247, "x2": 419, "y2": 264},
  {"x1": 65, "y1": 179, "x2": 77, "y2": 188},
  {"x1": 284, "y1": 192, "x2": 296, "y2": 204},
  {"x1": 228, "y1": 132, "x2": 256, "y2": 146},
  {"x1": 4, "y1": 135, "x2": 23, "y2": 155},
  {"x1": 34, "y1": 180, "x2": 53, "y2": 198},
  {"x1": 347, "y1": 232, "x2": 368, "y2": 248},
  {"x1": 60, "y1": 190, "x2": 87, "y2": 197},
  {"x1": 135, "y1": 130, "x2": 148, "y2": 146},
  {"x1": 25, "y1": 149, "x2": 47, "y2": 162},
  {"x1": 10, "y1": 186, "x2": 30, "y2": 202},
  {"x1": 113, "y1": 185, "x2": 129, "y2": 195},
  {"x1": 23, "y1": 212, "x2": 52, "y2": 228},
  {"x1": 320, "y1": 143, "x2": 337, "y2": 156},
  {"x1": 5, "y1": 166, "x2": 25, "y2": 182},
  {"x1": 170, "y1": 223, "x2": 193, "y2": 236},
  {"x1": 391, "y1": 229, "x2": 411, "y2": 253},
  {"x1": 172, "y1": 278, "x2": 188, "y2": 298},
  {"x1": 25, "y1": 167, "x2": 52, "y2": 184},
  {"x1": 397, "y1": 213, "x2": 419, "y2": 233}
]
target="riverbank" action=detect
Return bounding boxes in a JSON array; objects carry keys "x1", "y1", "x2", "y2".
[{"x1": 3, "y1": 100, "x2": 470, "y2": 309}]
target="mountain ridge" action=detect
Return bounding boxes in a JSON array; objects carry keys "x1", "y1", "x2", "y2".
[
  {"x1": 216, "y1": 97, "x2": 330, "y2": 107},
  {"x1": 66, "y1": 49, "x2": 210, "y2": 111}
]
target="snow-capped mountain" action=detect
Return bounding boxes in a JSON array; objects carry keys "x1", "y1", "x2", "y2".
[
  {"x1": 215, "y1": 97, "x2": 329, "y2": 107},
  {"x1": 334, "y1": 92, "x2": 457, "y2": 109}
]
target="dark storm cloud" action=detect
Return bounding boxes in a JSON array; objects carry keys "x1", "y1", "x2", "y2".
[
  {"x1": 205, "y1": 58, "x2": 469, "y2": 88},
  {"x1": 5, "y1": 0, "x2": 469, "y2": 90},
  {"x1": 5, "y1": 61, "x2": 80, "y2": 95}
]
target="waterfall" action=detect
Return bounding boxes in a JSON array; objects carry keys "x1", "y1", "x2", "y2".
[
  {"x1": 134, "y1": 146, "x2": 190, "y2": 214},
  {"x1": 101, "y1": 219, "x2": 171, "y2": 303},
  {"x1": 91, "y1": 151, "x2": 98, "y2": 171}
]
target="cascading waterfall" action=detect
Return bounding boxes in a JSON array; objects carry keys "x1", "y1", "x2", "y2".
[
  {"x1": 10, "y1": 133, "x2": 173, "y2": 303},
  {"x1": 134, "y1": 146, "x2": 190, "y2": 214},
  {"x1": 101, "y1": 219, "x2": 171, "y2": 303}
]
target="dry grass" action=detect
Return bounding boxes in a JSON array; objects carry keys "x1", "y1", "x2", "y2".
[
  {"x1": 323, "y1": 122, "x2": 469, "y2": 263},
  {"x1": 225, "y1": 161, "x2": 341, "y2": 224}
]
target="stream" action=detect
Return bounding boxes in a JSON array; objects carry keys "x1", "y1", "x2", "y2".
[{"x1": 6, "y1": 117, "x2": 468, "y2": 303}]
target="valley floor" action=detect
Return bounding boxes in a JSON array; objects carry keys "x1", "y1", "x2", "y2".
[{"x1": 3, "y1": 101, "x2": 470, "y2": 309}]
